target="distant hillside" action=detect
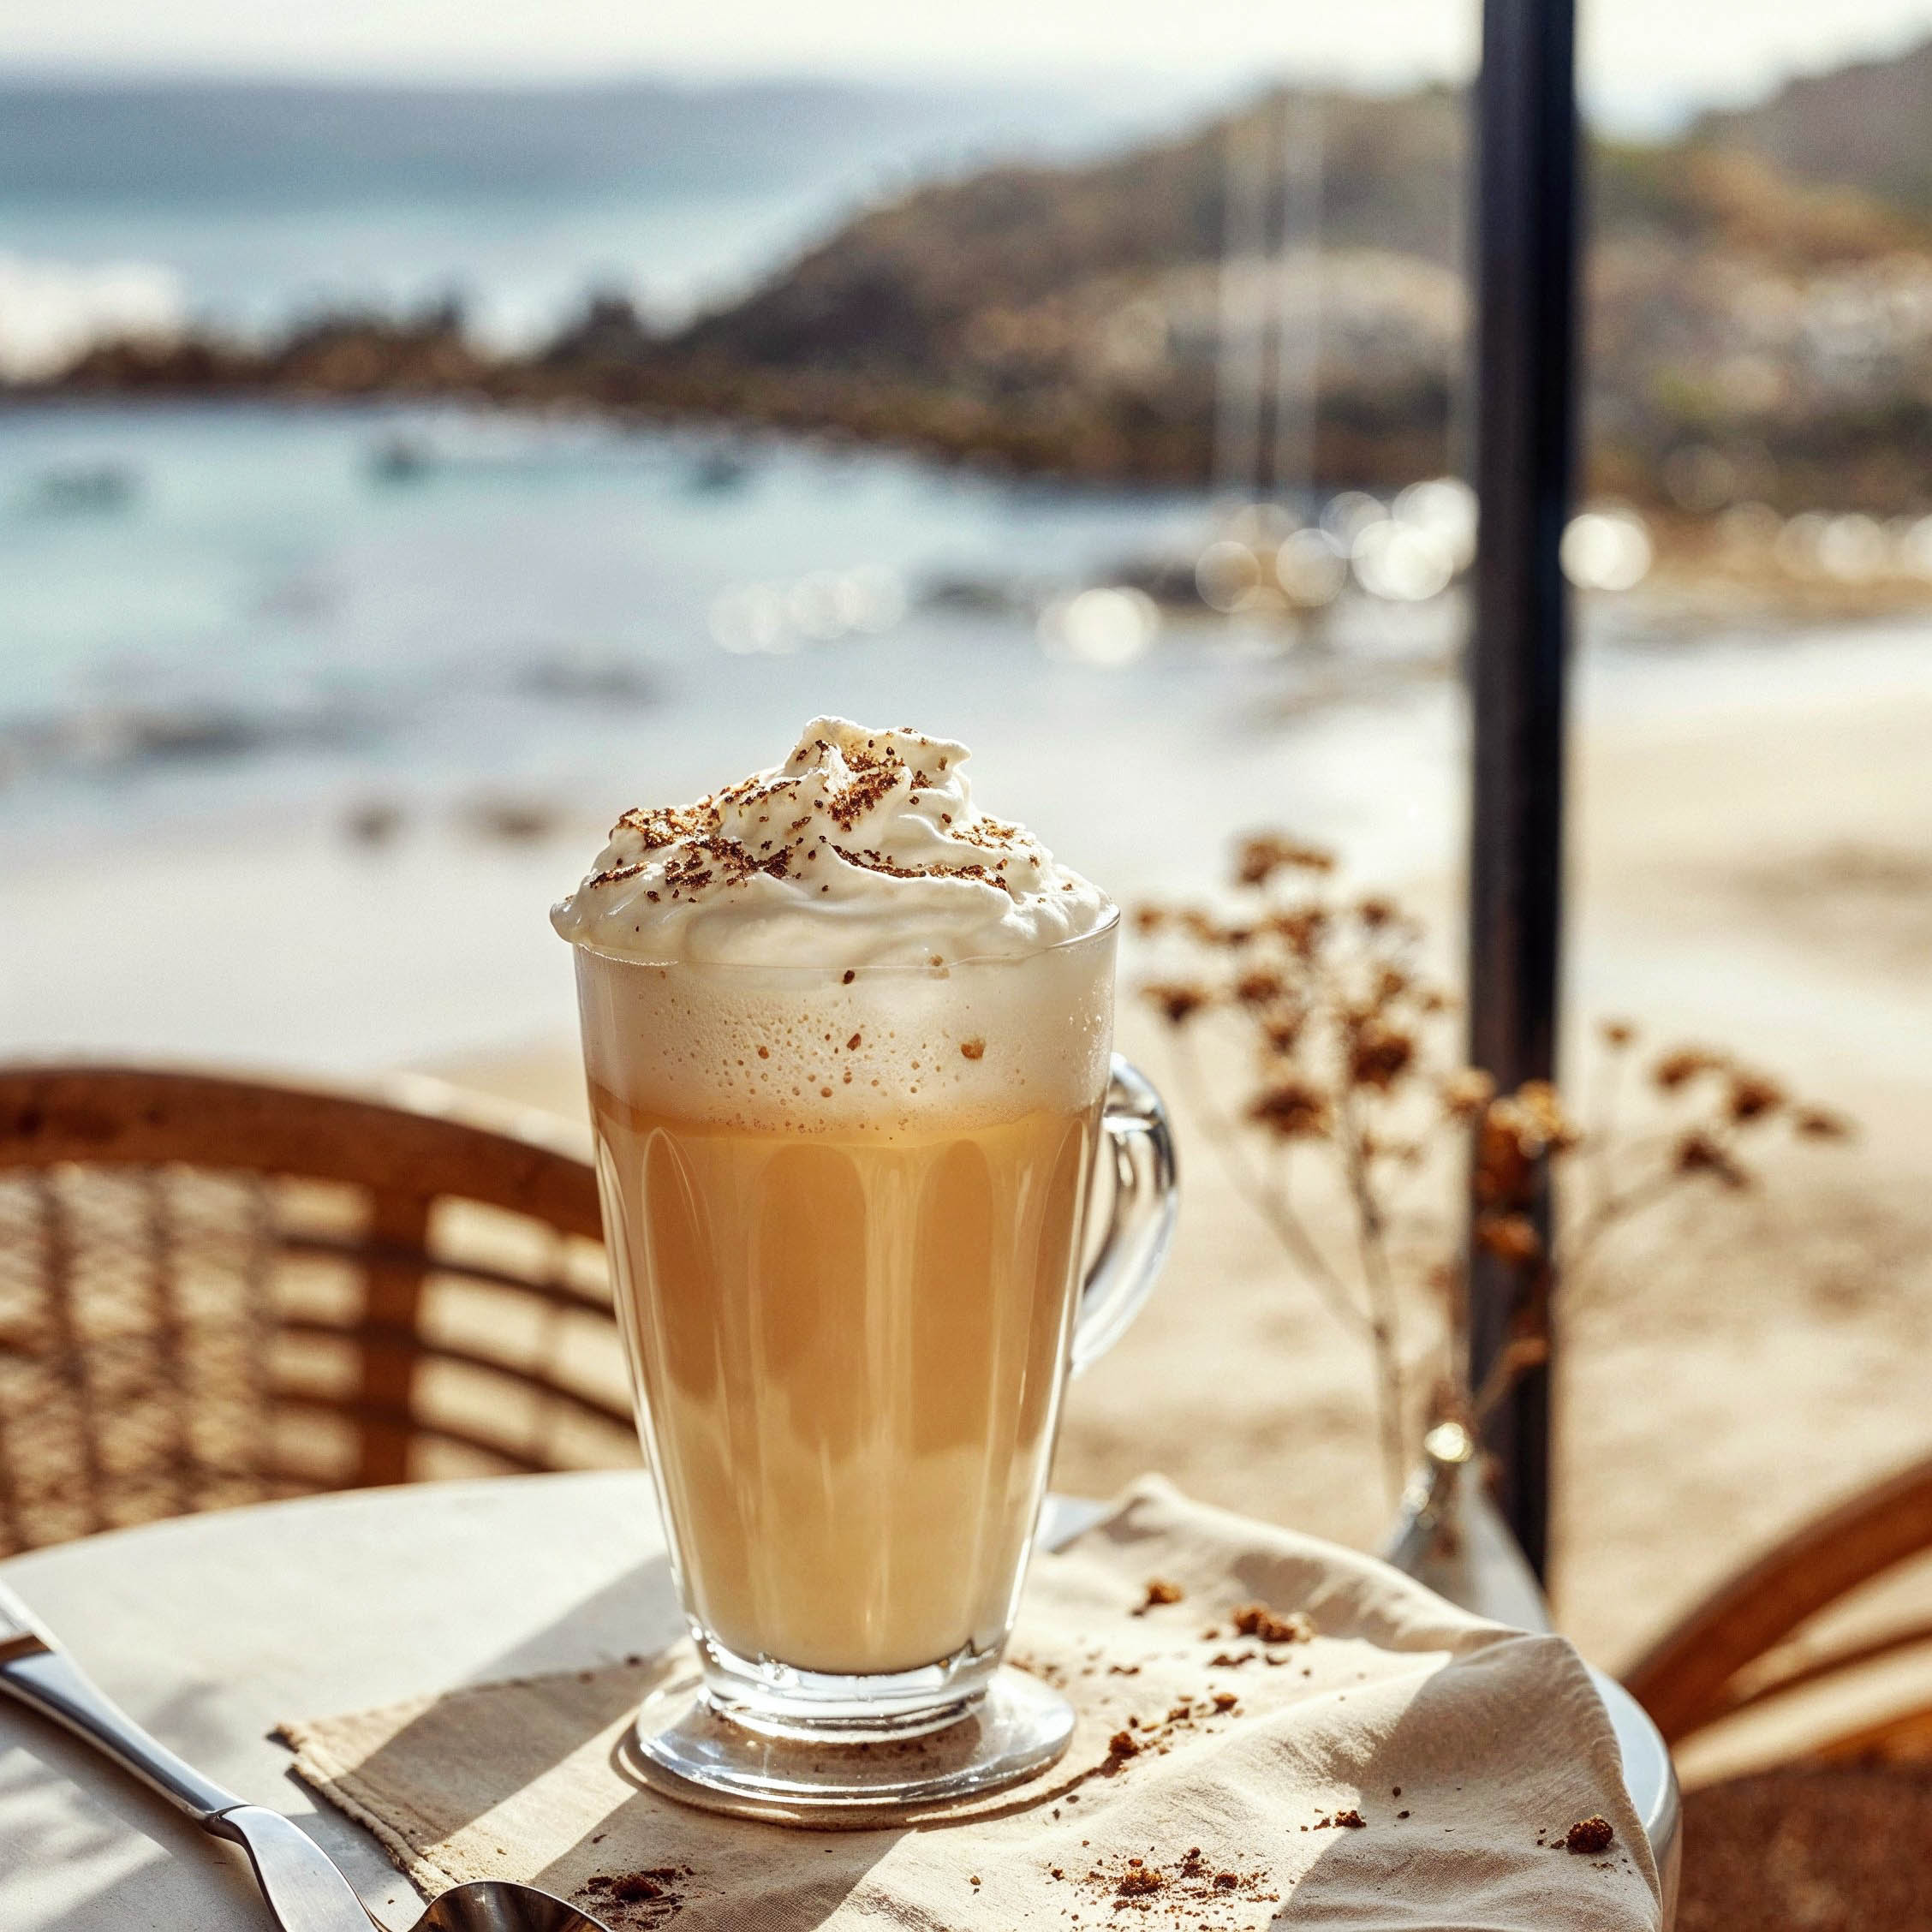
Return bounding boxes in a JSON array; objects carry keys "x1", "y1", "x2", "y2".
[
  {"x1": 1697, "y1": 39, "x2": 1932, "y2": 212},
  {"x1": 674, "y1": 87, "x2": 1463, "y2": 367},
  {"x1": 45, "y1": 62, "x2": 1932, "y2": 512},
  {"x1": 616, "y1": 82, "x2": 1932, "y2": 499},
  {"x1": 671, "y1": 85, "x2": 1918, "y2": 379}
]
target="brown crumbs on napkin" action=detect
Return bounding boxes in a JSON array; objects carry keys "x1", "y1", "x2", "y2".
[
  {"x1": 1565, "y1": 1816, "x2": 1615, "y2": 1856},
  {"x1": 1080, "y1": 1849, "x2": 1279, "y2": 1918},
  {"x1": 1133, "y1": 1577, "x2": 1184, "y2": 1613},
  {"x1": 1099, "y1": 1689, "x2": 1252, "y2": 1775},
  {"x1": 1231, "y1": 1602, "x2": 1315, "y2": 1643},
  {"x1": 1309, "y1": 1809, "x2": 1367, "y2": 1830},
  {"x1": 580, "y1": 1865, "x2": 693, "y2": 1926},
  {"x1": 280, "y1": 1480, "x2": 1661, "y2": 1931}
]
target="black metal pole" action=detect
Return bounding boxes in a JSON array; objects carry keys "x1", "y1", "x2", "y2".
[{"x1": 1466, "y1": 0, "x2": 1580, "y2": 1583}]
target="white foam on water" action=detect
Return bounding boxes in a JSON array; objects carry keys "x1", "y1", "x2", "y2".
[{"x1": 0, "y1": 254, "x2": 183, "y2": 382}]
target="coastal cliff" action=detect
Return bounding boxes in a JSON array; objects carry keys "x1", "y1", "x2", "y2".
[{"x1": 39, "y1": 62, "x2": 1932, "y2": 511}]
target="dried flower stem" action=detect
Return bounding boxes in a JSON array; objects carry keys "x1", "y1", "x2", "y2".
[
  {"x1": 1338, "y1": 1085, "x2": 1409, "y2": 1504},
  {"x1": 1167, "y1": 1029, "x2": 1371, "y2": 1339},
  {"x1": 1562, "y1": 1170, "x2": 1688, "y2": 1286}
]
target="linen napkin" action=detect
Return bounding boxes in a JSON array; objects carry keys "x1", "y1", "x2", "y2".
[{"x1": 281, "y1": 1478, "x2": 1660, "y2": 1929}]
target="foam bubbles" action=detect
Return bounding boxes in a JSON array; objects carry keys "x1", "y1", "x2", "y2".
[{"x1": 575, "y1": 929, "x2": 1116, "y2": 1137}]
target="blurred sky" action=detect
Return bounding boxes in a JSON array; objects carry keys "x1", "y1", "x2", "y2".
[{"x1": 7, "y1": 0, "x2": 1932, "y2": 131}]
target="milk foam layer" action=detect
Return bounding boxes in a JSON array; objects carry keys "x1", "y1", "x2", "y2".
[
  {"x1": 551, "y1": 718, "x2": 1112, "y2": 968},
  {"x1": 572, "y1": 912, "x2": 1116, "y2": 1136},
  {"x1": 559, "y1": 720, "x2": 1118, "y2": 1134}
]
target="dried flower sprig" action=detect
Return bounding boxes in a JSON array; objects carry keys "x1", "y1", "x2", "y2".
[{"x1": 1136, "y1": 836, "x2": 1852, "y2": 1503}]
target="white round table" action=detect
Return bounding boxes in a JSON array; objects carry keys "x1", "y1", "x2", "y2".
[{"x1": 0, "y1": 1473, "x2": 1678, "y2": 1927}]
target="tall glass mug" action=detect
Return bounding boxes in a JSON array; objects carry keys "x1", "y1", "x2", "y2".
[{"x1": 569, "y1": 910, "x2": 1176, "y2": 1816}]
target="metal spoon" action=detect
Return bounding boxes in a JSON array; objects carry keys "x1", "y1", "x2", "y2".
[{"x1": 0, "y1": 1578, "x2": 611, "y2": 1932}]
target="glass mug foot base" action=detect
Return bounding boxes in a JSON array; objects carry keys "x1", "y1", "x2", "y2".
[{"x1": 626, "y1": 1667, "x2": 1075, "y2": 1822}]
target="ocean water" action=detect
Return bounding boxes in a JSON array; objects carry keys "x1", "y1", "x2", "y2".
[
  {"x1": 9, "y1": 391, "x2": 1932, "y2": 1073},
  {"x1": 0, "y1": 397, "x2": 1455, "y2": 851},
  {"x1": 0, "y1": 75, "x2": 1459, "y2": 1069}
]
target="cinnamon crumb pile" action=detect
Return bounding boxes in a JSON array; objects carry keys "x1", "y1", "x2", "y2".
[
  {"x1": 579, "y1": 1863, "x2": 693, "y2": 1926},
  {"x1": 1564, "y1": 1816, "x2": 1614, "y2": 1856},
  {"x1": 1305, "y1": 1808, "x2": 1368, "y2": 1832},
  {"x1": 1231, "y1": 1602, "x2": 1315, "y2": 1644},
  {"x1": 1099, "y1": 1688, "x2": 1252, "y2": 1774},
  {"x1": 1064, "y1": 1847, "x2": 1279, "y2": 1918}
]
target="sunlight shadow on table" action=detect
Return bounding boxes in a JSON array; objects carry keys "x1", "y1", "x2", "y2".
[
  {"x1": 0, "y1": 1719, "x2": 265, "y2": 1932},
  {"x1": 294, "y1": 1553, "x2": 683, "y2": 1852}
]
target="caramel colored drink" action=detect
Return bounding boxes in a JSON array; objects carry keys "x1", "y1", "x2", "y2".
[
  {"x1": 587, "y1": 1082, "x2": 1100, "y2": 1673},
  {"x1": 573, "y1": 924, "x2": 1116, "y2": 1681},
  {"x1": 556, "y1": 720, "x2": 1173, "y2": 1812}
]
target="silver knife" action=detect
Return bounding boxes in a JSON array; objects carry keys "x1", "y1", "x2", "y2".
[{"x1": 0, "y1": 1577, "x2": 375, "y2": 1930}]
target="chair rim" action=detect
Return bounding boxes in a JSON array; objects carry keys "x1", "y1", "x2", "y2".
[
  {"x1": 0, "y1": 1060, "x2": 601, "y2": 1238},
  {"x1": 1623, "y1": 1448, "x2": 1932, "y2": 1747}
]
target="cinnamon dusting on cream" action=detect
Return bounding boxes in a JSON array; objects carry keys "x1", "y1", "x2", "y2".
[{"x1": 552, "y1": 718, "x2": 1111, "y2": 968}]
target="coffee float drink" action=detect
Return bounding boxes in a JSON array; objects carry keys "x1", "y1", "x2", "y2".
[{"x1": 554, "y1": 720, "x2": 1117, "y2": 1681}]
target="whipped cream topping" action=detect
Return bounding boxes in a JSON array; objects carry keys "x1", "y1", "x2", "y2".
[{"x1": 552, "y1": 719, "x2": 1113, "y2": 966}]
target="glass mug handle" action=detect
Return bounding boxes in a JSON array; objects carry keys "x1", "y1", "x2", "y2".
[{"x1": 1070, "y1": 1054, "x2": 1178, "y2": 1378}]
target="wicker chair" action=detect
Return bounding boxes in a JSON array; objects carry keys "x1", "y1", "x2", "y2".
[
  {"x1": 1625, "y1": 1450, "x2": 1932, "y2": 1763},
  {"x1": 0, "y1": 1064, "x2": 638, "y2": 1557},
  {"x1": 1624, "y1": 1457, "x2": 1932, "y2": 1925}
]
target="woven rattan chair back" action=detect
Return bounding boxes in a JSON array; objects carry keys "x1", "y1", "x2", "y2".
[{"x1": 0, "y1": 1064, "x2": 636, "y2": 1556}]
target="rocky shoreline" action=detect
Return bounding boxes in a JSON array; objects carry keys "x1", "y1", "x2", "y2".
[{"x1": 27, "y1": 301, "x2": 1249, "y2": 488}]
